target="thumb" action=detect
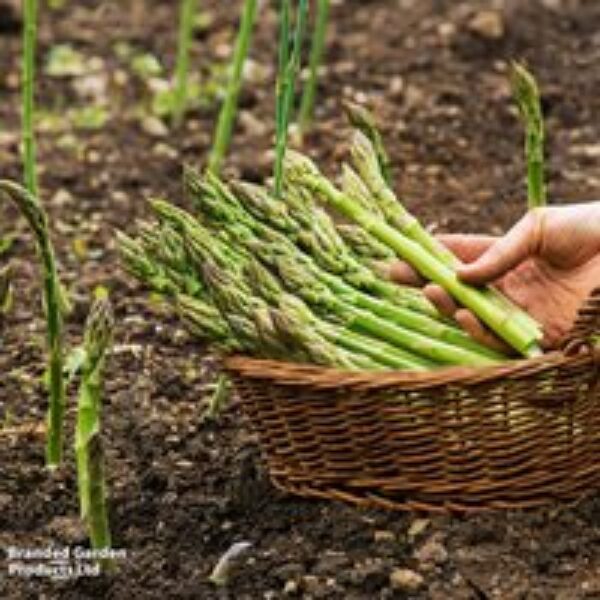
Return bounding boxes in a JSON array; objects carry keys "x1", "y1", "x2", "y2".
[{"x1": 457, "y1": 210, "x2": 543, "y2": 284}]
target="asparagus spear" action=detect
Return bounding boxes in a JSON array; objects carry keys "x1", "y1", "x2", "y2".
[
  {"x1": 510, "y1": 61, "x2": 546, "y2": 209},
  {"x1": 284, "y1": 151, "x2": 542, "y2": 357},
  {"x1": 0, "y1": 180, "x2": 66, "y2": 466},
  {"x1": 75, "y1": 297, "x2": 113, "y2": 562},
  {"x1": 336, "y1": 224, "x2": 395, "y2": 261}
]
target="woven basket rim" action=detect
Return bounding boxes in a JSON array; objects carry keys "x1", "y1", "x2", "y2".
[{"x1": 225, "y1": 345, "x2": 599, "y2": 391}]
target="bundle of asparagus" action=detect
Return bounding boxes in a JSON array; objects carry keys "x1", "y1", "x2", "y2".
[{"x1": 118, "y1": 115, "x2": 543, "y2": 371}]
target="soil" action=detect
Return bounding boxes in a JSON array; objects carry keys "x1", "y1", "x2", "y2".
[{"x1": 1, "y1": 0, "x2": 599, "y2": 598}]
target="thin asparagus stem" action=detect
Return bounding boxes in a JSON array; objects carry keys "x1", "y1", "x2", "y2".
[
  {"x1": 208, "y1": 0, "x2": 258, "y2": 173},
  {"x1": 172, "y1": 0, "x2": 198, "y2": 127},
  {"x1": 0, "y1": 180, "x2": 66, "y2": 466},
  {"x1": 274, "y1": 0, "x2": 309, "y2": 197},
  {"x1": 510, "y1": 61, "x2": 546, "y2": 209},
  {"x1": 23, "y1": 0, "x2": 38, "y2": 196},
  {"x1": 298, "y1": 0, "x2": 330, "y2": 133},
  {"x1": 284, "y1": 151, "x2": 543, "y2": 357}
]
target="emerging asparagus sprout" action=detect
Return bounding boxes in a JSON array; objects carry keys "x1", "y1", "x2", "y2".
[
  {"x1": 75, "y1": 297, "x2": 114, "y2": 566},
  {"x1": 510, "y1": 61, "x2": 546, "y2": 209},
  {"x1": 208, "y1": 0, "x2": 258, "y2": 173},
  {"x1": 298, "y1": 0, "x2": 330, "y2": 134},
  {"x1": 0, "y1": 180, "x2": 66, "y2": 467},
  {"x1": 172, "y1": 0, "x2": 198, "y2": 127}
]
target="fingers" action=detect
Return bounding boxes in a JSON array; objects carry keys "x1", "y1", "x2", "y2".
[
  {"x1": 454, "y1": 309, "x2": 513, "y2": 354},
  {"x1": 423, "y1": 284, "x2": 458, "y2": 317},
  {"x1": 384, "y1": 261, "x2": 426, "y2": 287},
  {"x1": 458, "y1": 210, "x2": 544, "y2": 285},
  {"x1": 422, "y1": 285, "x2": 512, "y2": 353},
  {"x1": 379, "y1": 234, "x2": 498, "y2": 286},
  {"x1": 437, "y1": 234, "x2": 497, "y2": 264}
]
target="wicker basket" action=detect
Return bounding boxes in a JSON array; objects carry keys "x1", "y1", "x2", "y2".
[{"x1": 225, "y1": 288, "x2": 600, "y2": 513}]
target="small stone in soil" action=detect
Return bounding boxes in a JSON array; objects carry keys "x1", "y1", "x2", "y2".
[
  {"x1": 414, "y1": 536, "x2": 449, "y2": 570},
  {"x1": 390, "y1": 567, "x2": 424, "y2": 591}
]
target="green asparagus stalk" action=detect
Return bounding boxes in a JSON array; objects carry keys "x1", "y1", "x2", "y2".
[
  {"x1": 75, "y1": 297, "x2": 113, "y2": 563},
  {"x1": 298, "y1": 0, "x2": 330, "y2": 133},
  {"x1": 284, "y1": 151, "x2": 542, "y2": 357},
  {"x1": 23, "y1": 0, "x2": 38, "y2": 196},
  {"x1": 275, "y1": 0, "x2": 291, "y2": 196},
  {"x1": 0, "y1": 180, "x2": 66, "y2": 466},
  {"x1": 340, "y1": 162, "x2": 385, "y2": 220},
  {"x1": 175, "y1": 294, "x2": 235, "y2": 346},
  {"x1": 208, "y1": 0, "x2": 258, "y2": 173},
  {"x1": 349, "y1": 131, "x2": 544, "y2": 341},
  {"x1": 274, "y1": 0, "x2": 309, "y2": 196},
  {"x1": 172, "y1": 0, "x2": 198, "y2": 127},
  {"x1": 510, "y1": 61, "x2": 546, "y2": 209}
]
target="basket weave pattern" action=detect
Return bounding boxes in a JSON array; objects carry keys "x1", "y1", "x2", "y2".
[{"x1": 226, "y1": 288, "x2": 600, "y2": 512}]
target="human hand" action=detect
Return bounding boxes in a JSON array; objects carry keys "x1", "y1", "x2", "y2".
[{"x1": 387, "y1": 203, "x2": 600, "y2": 350}]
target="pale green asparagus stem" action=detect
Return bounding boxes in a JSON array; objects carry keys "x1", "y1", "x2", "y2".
[
  {"x1": 172, "y1": 0, "x2": 198, "y2": 127},
  {"x1": 23, "y1": 0, "x2": 38, "y2": 196},
  {"x1": 298, "y1": 0, "x2": 330, "y2": 133},
  {"x1": 510, "y1": 61, "x2": 546, "y2": 209},
  {"x1": 208, "y1": 0, "x2": 258, "y2": 173},
  {"x1": 75, "y1": 297, "x2": 113, "y2": 564},
  {"x1": 0, "y1": 180, "x2": 66, "y2": 466},
  {"x1": 275, "y1": 0, "x2": 309, "y2": 196}
]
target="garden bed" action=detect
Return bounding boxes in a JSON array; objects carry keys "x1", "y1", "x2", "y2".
[{"x1": 1, "y1": 0, "x2": 599, "y2": 597}]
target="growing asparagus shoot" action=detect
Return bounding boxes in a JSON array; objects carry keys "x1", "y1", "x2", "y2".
[
  {"x1": 75, "y1": 297, "x2": 114, "y2": 563},
  {"x1": 274, "y1": 0, "x2": 309, "y2": 196},
  {"x1": 0, "y1": 180, "x2": 66, "y2": 467},
  {"x1": 172, "y1": 0, "x2": 198, "y2": 127},
  {"x1": 510, "y1": 61, "x2": 546, "y2": 209},
  {"x1": 23, "y1": 0, "x2": 38, "y2": 196},
  {"x1": 298, "y1": 0, "x2": 330, "y2": 133},
  {"x1": 208, "y1": 0, "x2": 258, "y2": 173}
]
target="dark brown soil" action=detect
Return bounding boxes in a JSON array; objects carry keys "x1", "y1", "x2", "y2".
[{"x1": 1, "y1": 1, "x2": 599, "y2": 598}]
